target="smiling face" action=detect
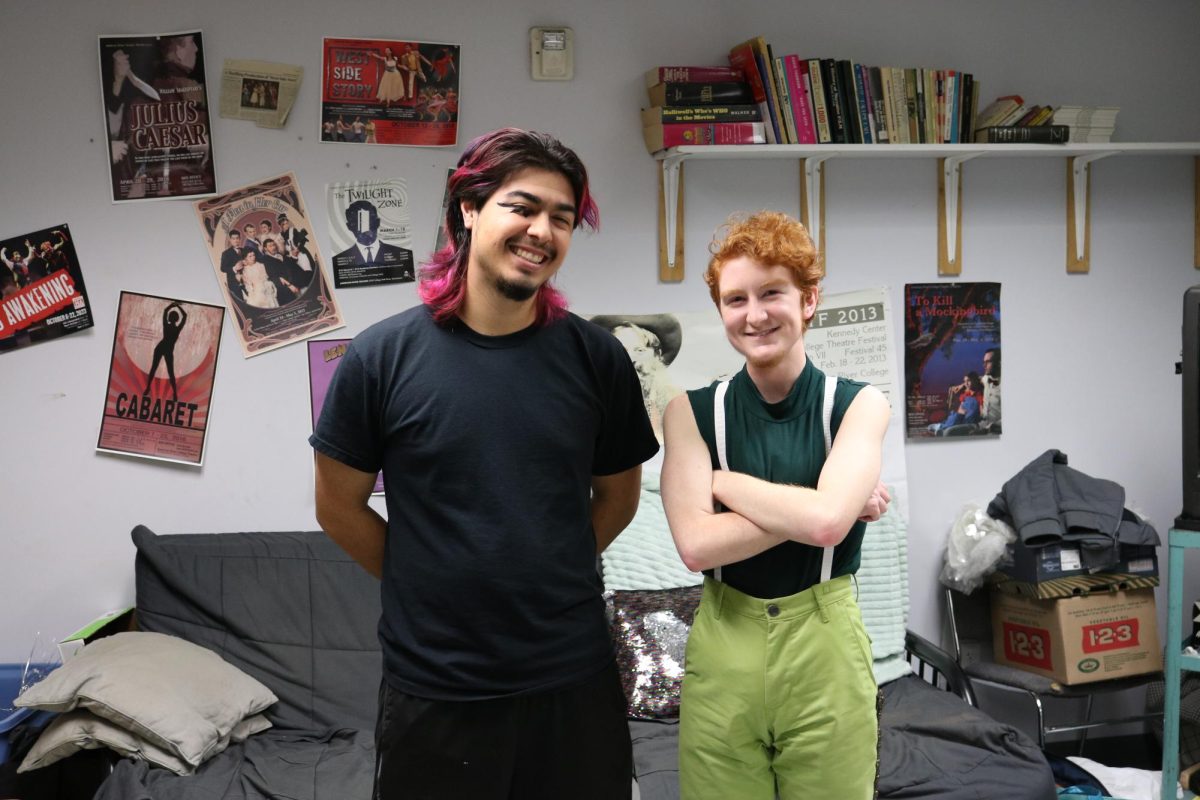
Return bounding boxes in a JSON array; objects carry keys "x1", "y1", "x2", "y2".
[
  {"x1": 716, "y1": 255, "x2": 815, "y2": 371},
  {"x1": 461, "y1": 167, "x2": 576, "y2": 304}
]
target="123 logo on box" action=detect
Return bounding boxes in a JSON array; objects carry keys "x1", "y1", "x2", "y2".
[
  {"x1": 1081, "y1": 619, "x2": 1139, "y2": 653},
  {"x1": 1001, "y1": 621, "x2": 1053, "y2": 670}
]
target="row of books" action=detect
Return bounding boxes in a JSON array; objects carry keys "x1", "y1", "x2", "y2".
[
  {"x1": 969, "y1": 97, "x2": 1119, "y2": 143},
  {"x1": 641, "y1": 57, "x2": 1119, "y2": 152},
  {"x1": 727, "y1": 36, "x2": 981, "y2": 147}
]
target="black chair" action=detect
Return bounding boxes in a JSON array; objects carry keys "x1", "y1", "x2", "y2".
[
  {"x1": 905, "y1": 628, "x2": 976, "y2": 705},
  {"x1": 943, "y1": 586, "x2": 1162, "y2": 751}
]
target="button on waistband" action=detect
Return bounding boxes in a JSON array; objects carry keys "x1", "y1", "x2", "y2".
[{"x1": 766, "y1": 604, "x2": 780, "y2": 617}]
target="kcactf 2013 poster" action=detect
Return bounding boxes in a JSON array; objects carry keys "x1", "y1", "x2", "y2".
[
  {"x1": 321, "y1": 37, "x2": 459, "y2": 147},
  {"x1": 0, "y1": 224, "x2": 93, "y2": 354},
  {"x1": 98, "y1": 30, "x2": 217, "y2": 202},
  {"x1": 904, "y1": 282, "x2": 1002, "y2": 439},
  {"x1": 96, "y1": 292, "x2": 225, "y2": 466}
]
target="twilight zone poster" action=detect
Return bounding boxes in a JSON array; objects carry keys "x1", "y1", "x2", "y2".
[
  {"x1": 0, "y1": 224, "x2": 93, "y2": 354},
  {"x1": 98, "y1": 30, "x2": 216, "y2": 203},
  {"x1": 904, "y1": 282, "x2": 1002, "y2": 440},
  {"x1": 194, "y1": 173, "x2": 344, "y2": 357},
  {"x1": 96, "y1": 292, "x2": 224, "y2": 466},
  {"x1": 326, "y1": 179, "x2": 415, "y2": 287},
  {"x1": 321, "y1": 37, "x2": 459, "y2": 147}
]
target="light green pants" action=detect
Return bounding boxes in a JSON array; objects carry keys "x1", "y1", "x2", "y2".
[{"x1": 679, "y1": 575, "x2": 879, "y2": 800}]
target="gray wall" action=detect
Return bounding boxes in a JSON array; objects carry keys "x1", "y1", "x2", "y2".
[{"x1": 3, "y1": 0, "x2": 1199, "y2": 703}]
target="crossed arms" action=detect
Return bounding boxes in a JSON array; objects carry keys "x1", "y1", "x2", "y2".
[{"x1": 660, "y1": 386, "x2": 890, "y2": 574}]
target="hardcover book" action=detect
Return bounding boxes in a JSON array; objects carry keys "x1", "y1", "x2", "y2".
[
  {"x1": 647, "y1": 81, "x2": 755, "y2": 107},
  {"x1": 782, "y1": 55, "x2": 817, "y2": 144},
  {"x1": 641, "y1": 105, "x2": 762, "y2": 124},
  {"x1": 728, "y1": 39, "x2": 774, "y2": 142},
  {"x1": 642, "y1": 121, "x2": 766, "y2": 152},
  {"x1": 644, "y1": 66, "x2": 745, "y2": 88},
  {"x1": 974, "y1": 124, "x2": 1069, "y2": 144}
]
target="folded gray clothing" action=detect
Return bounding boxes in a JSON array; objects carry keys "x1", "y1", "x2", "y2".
[{"x1": 987, "y1": 450, "x2": 1159, "y2": 566}]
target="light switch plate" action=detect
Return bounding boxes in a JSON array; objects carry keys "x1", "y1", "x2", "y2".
[{"x1": 530, "y1": 27, "x2": 573, "y2": 81}]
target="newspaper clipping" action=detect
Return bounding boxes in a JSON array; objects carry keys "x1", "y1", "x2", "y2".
[
  {"x1": 307, "y1": 339, "x2": 384, "y2": 494},
  {"x1": 327, "y1": 179, "x2": 415, "y2": 287},
  {"x1": 219, "y1": 59, "x2": 302, "y2": 128},
  {"x1": 0, "y1": 224, "x2": 93, "y2": 354},
  {"x1": 96, "y1": 292, "x2": 224, "y2": 466},
  {"x1": 321, "y1": 37, "x2": 460, "y2": 147},
  {"x1": 98, "y1": 30, "x2": 216, "y2": 202},
  {"x1": 904, "y1": 282, "x2": 1002, "y2": 440},
  {"x1": 194, "y1": 173, "x2": 344, "y2": 357}
]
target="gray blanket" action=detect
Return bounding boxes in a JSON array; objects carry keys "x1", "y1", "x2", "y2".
[
  {"x1": 94, "y1": 527, "x2": 382, "y2": 799},
  {"x1": 95, "y1": 728, "x2": 374, "y2": 800}
]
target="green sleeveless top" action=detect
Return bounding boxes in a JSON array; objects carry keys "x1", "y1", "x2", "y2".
[{"x1": 687, "y1": 360, "x2": 867, "y2": 599}]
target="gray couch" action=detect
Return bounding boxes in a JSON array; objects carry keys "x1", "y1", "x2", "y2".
[
  {"x1": 95, "y1": 525, "x2": 380, "y2": 799},
  {"x1": 92, "y1": 523, "x2": 1054, "y2": 800}
]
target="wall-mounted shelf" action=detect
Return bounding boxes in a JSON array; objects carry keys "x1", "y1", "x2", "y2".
[{"x1": 654, "y1": 143, "x2": 1200, "y2": 281}]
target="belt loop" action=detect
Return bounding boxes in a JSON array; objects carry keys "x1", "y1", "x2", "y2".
[
  {"x1": 814, "y1": 583, "x2": 831, "y2": 623},
  {"x1": 711, "y1": 579, "x2": 724, "y2": 620}
]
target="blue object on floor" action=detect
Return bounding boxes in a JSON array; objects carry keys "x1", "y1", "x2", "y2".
[{"x1": 1, "y1": 662, "x2": 57, "y2": 764}]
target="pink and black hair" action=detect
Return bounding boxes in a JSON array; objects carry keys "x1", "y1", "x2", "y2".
[{"x1": 419, "y1": 128, "x2": 599, "y2": 325}]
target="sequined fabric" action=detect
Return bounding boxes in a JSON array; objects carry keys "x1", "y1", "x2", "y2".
[{"x1": 606, "y1": 586, "x2": 702, "y2": 720}]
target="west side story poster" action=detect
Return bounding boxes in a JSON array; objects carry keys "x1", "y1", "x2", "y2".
[
  {"x1": 99, "y1": 30, "x2": 217, "y2": 203},
  {"x1": 0, "y1": 224, "x2": 94, "y2": 354},
  {"x1": 307, "y1": 339, "x2": 384, "y2": 494},
  {"x1": 194, "y1": 173, "x2": 344, "y2": 357},
  {"x1": 96, "y1": 292, "x2": 224, "y2": 466},
  {"x1": 321, "y1": 37, "x2": 459, "y2": 147},
  {"x1": 904, "y1": 282, "x2": 1002, "y2": 439}
]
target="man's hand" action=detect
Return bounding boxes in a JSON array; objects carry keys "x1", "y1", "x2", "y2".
[{"x1": 858, "y1": 481, "x2": 891, "y2": 522}]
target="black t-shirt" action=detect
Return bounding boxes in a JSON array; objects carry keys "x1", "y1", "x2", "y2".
[{"x1": 310, "y1": 306, "x2": 658, "y2": 700}]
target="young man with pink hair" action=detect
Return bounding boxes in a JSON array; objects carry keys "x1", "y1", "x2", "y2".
[
  {"x1": 662, "y1": 211, "x2": 890, "y2": 799},
  {"x1": 311, "y1": 128, "x2": 656, "y2": 799}
]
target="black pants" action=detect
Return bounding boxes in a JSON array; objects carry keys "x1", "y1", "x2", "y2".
[{"x1": 373, "y1": 662, "x2": 632, "y2": 800}]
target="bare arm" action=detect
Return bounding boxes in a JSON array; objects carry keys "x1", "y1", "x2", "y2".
[
  {"x1": 314, "y1": 452, "x2": 386, "y2": 578},
  {"x1": 660, "y1": 394, "x2": 789, "y2": 573},
  {"x1": 591, "y1": 465, "x2": 642, "y2": 554},
  {"x1": 712, "y1": 386, "x2": 890, "y2": 547}
]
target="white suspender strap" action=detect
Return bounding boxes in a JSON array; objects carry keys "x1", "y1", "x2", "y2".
[
  {"x1": 819, "y1": 374, "x2": 838, "y2": 583},
  {"x1": 712, "y1": 380, "x2": 730, "y2": 583},
  {"x1": 712, "y1": 374, "x2": 838, "y2": 585}
]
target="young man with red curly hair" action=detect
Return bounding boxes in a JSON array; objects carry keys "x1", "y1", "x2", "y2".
[
  {"x1": 662, "y1": 211, "x2": 890, "y2": 799},
  {"x1": 311, "y1": 128, "x2": 657, "y2": 799}
]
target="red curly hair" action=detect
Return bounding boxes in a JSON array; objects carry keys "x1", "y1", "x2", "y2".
[{"x1": 704, "y1": 211, "x2": 823, "y2": 330}]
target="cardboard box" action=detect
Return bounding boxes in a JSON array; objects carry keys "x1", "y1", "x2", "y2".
[
  {"x1": 1000, "y1": 541, "x2": 1158, "y2": 585},
  {"x1": 990, "y1": 571, "x2": 1159, "y2": 600},
  {"x1": 57, "y1": 608, "x2": 135, "y2": 663},
  {"x1": 990, "y1": 587, "x2": 1161, "y2": 685}
]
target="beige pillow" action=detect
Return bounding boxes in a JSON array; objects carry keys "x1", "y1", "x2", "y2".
[
  {"x1": 18, "y1": 710, "x2": 271, "y2": 775},
  {"x1": 15, "y1": 632, "x2": 276, "y2": 768}
]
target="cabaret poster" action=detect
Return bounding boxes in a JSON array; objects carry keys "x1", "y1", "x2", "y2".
[
  {"x1": 904, "y1": 282, "x2": 1002, "y2": 440},
  {"x1": 0, "y1": 224, "x2": 94, "y2": 354},
  {"x1": 321, "y1": 37, "x2": 459, "y2": 147},
  {"x1": 98, "y1": 30, "x2": 217, "y2": 203},
  {"x1": 96, "y1": 292, "x2": 224, "y2": 466},
  {"x1": 326, "y1": 179, "x2": 415, "y2": 287},
  {"x1": 307, "y1": 339, "x2": 384, "y2": 494},
  {"x1": 194, "y1": 173, "x2": 344, "y2": 357}
]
